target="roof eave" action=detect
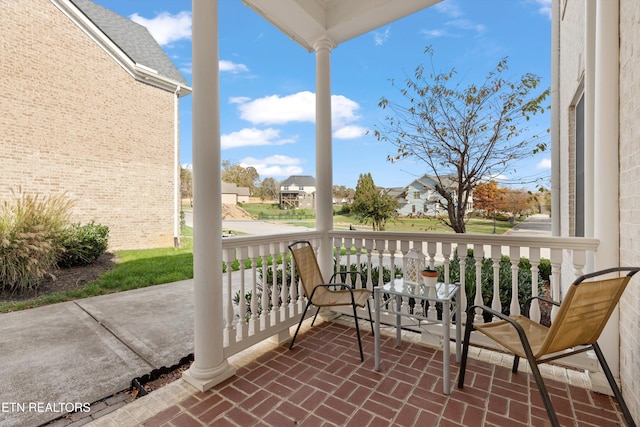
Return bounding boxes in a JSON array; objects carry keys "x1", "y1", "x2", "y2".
[{"x1": 52, "y1": 0, "x2": 191, "y2": 96}]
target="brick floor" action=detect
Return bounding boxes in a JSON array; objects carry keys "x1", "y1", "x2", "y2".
[{"x1": 139, "y1": 322, "x2": 628, "y2": 427}]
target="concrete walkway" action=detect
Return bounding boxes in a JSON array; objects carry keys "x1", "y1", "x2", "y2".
[{"x1": 0, "y1": 281, "x2": 195, "y2": 427}]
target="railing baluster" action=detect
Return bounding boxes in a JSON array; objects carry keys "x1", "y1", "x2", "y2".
[
  {"x1": 459, "y1": 244, "x2": 467, "y2": 324},
  {"x1": 388, "y1": 239, "x2": 397, "y2": 280},
  {"x1": 248, "y1": 246, "x2": 259, "y2": 335},
  {"x1": 354, "y1": 238, "x2": 363, "y2": 289},
  {"x1": 334, "y1": 237, "x2": 343, "y2": 278},
  {"x1": 550, "y1": 248, "x2": 563, "y2": 321},
  {"x1": 509, "y1": 246, "x2": 521, "y2": 316},
  {"x1": 442, "y1": 242, "x2": 451, "y2": 286},
  {"x1": 278, "y1": 242, "x2": 288, "y2": 321},
  {"x1": 260, "y1": 244, "x2": 270, "y2": 330},
  {"x1": 473, "y1": 244, "x2": 485, "y2": 323},
  {"x1": 365, "y1": 239, "x2": 374, "y2": 289},
  {"x1": 376, "y1": 238, "x2": 386, "y2": 288},
  {"x1": 223, "y1": 248, "x2": 236, "y2": 347},
  {"x1": 236, "y1": 246, "x2": 248, "y2": 340},
  {"x1": 426, "y1": 241, "x2": 437, "y2": 269},
  {"x1": 529, "y1": 247, "x2": 541, "y2": 322},
  {"x1": 490, "y1": 245, "x2": 502, "y2": 321},
  {"x1": 344, "y1": 238, "x2": 353, "y2": 285}
]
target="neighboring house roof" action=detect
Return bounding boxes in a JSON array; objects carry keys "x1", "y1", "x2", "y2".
[
  {"x1": 408, "y1": 174, "x2": 458, "y2": 192},
  {"x1": 55, "y1": 0, "x2": 191, "y2": 96},
  {"x1": 280, "y1": 175, "x2": 316, "y2": 187},
  {"x1": 222, "y1": 181, "x2": 250, "y2": 196}
]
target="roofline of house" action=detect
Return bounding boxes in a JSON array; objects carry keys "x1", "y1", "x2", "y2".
[{"x1": 51, "y1": 0, "x2": 192, "y2": 97}]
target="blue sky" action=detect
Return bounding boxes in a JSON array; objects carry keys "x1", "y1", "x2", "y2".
[{"x1": 92, "y1": 0, "x2": 552, "y2": 190}]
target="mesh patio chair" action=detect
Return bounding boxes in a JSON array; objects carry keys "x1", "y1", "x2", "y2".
[
  {"x1": 288, "y1": 240, "x2": 373, "y2": 362},
  {"x1": 458, "y1": 266, "x2": 640, "y2": 427}
]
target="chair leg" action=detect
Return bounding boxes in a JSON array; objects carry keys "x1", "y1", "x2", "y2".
[
  {"x1": 457, "y1": 311, "x2": 475, "y2": 388},
  {"x1": 290, "y1": 301, "x2": 312, "y2": 350},
  {"x1": 512, "y1": 355, "x2": 520, "y2": 373},
  {"x1": 592, "y1": 343, "x2": 637, "y2": 427},
  {"x1": 366, "y1": 299, "x2": 374, "y2": 337},
  {"x1": 528, "y1": 360, "x2": 560, "y2": 427},
  {"x1": 310, "y1": 306, "x2": 321, "y2": 326},
  {"x1": 352, "y1": 303, "x2": 365, "y2": 362}
]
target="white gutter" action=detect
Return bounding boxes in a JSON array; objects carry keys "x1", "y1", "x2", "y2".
[
  {"x1": 173, "y1": 86, "x2": 181, "y2": 247},
  {"x1": 550, "y1": 0, "x2": 561, "y2": 236}
]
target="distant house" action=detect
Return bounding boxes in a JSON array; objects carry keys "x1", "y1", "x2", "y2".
[
  {"x1": 279, "y1": 175, "x2": 316, "y2": 209},
  {"x1": 396, "y1": 175, "x2": 473, "y2": 217},
  {"x1": 221, "y1": 182, "x2": 250, "y2": 204},
  {"x1": 1, "y1": 0, "x2": 191, "y2": 249}
]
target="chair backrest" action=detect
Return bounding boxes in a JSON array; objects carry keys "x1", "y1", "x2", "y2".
[
  {"x1": 289, "y1": 242, "x2": 324, "y2": 300},
  {"x1": 537, "y1": 273, "x2": 632, "y2": 357}
]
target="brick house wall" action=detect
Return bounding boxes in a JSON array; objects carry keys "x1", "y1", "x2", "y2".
[
  {"x1": 1, "y1": 0, "x2": 180, "y2": 250},
  {"x1": 558, "y1": 0, "x2": 640, "y2": 419},
  {"x1": 557, "y1": 0, "x2": 585, "y2": 240},
  {"x1": 618, "y1": 0, "x2": 640, "y2": 418}
]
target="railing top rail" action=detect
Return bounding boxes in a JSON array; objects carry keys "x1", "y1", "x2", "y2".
[
  {"x1": 221, "y1": 230, "x2": 323, "y2": 249},
  {"x1": 328, "y1": 230, "x2": 599, "y2": 251}
]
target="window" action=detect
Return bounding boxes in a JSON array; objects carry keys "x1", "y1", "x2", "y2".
[
  {"x1": 575, "y1": 95, "x2": 585, "y2": 237},
  {"x1": 413, "y1": 191, "x2": 420, "y2": 199}
]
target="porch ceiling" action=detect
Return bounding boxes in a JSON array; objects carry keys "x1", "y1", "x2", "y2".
[{"x1": 241, "y1": 0, "x2": 442, "y2": 51}]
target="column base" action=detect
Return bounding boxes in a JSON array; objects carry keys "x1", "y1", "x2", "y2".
[
  {"x1": 268, "y1": 329, "x2": 292, "y2": 346},
  {"x1": 182, "y1": 360, "x2": 236, "y2": 392}
]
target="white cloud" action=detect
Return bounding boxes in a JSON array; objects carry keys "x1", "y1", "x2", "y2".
[
  {"x1": 537, "y1": 158, "x2": 552, "y2": 169},
  {"x1": 221, "y1": 128, "x2": 296, "y2": 149},
  {"x1": 374, "y1": 27, "x2": 391, "y2": 46},
  {"x1": 446, "y1": 19, "x2": 486, "y2": 35},
  {"x1": 233, "y1": 91, "x2": 361, "y2": 127},
  {"x1": 129, "y1": 11, "x2": 192, "y2": 46},
  {"x1": 239, "y1": 155, "x2": 304, "y2": 177},
  {"x1": 535, "y1": 0, "x2": 552, "y2": 19},
  {"x1": 427, "y1": 1, "x2": 485, "y2": 38},
  {"x1": 219, "y1": 60, "x2": 249, "y2": 74},
  {"x1": 229, "y1": 96, "x2": 251, "y2": 104},
  {"x1": 333, "y1": 125, "x2": 368, "y2": 139},
  {"x1": 422, "y1": 29, "x2": 446, "y2": 38},
  {"x1": 434, "y1": 1, "x2": 463, "y2": 18}
]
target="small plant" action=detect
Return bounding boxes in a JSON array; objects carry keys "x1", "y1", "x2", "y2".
[{"x1": 57, "y1": 222, "x2": 109, "y2": 268}]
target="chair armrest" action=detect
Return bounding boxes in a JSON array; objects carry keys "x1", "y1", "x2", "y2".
[
  {"x1": 329, "y1": 271, "x2": 367, "y2": 288},
  {"x1": 467, "y1": 304, "x2": 537, "y2": 358},
  {"x1": 522, "y1": 296, "x2": 560, "y2": 318}
]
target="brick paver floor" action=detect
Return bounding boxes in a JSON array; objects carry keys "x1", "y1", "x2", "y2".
[{"x1": 140, "y1": 321, "x2": 627, "y2": 426}]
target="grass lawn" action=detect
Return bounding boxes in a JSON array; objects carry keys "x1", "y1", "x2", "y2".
[{"x1": 0, "y1": 232, "x2": 194, "y2": 314}]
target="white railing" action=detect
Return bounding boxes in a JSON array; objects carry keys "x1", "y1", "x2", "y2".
[{"x1": 219, "y1": 230, "x2": 599, "y2": 371}]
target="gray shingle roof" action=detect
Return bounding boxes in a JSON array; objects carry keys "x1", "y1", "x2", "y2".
[
  {"x1": 280, "y1": 175, "x2": 316, "y2": 187},
  {"x1": 70, "y1": 0, "x2": 188, "y2": 86}
]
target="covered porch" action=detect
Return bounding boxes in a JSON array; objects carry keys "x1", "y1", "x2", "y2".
[{"x1": 178, "y1": 0, "x2": 631, "y2": 424}]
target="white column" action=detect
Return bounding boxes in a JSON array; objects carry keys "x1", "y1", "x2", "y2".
[
  {"x1": 584, "y1": 0, "x2": 596, "y2": 272},
  {"x1": 314, "y1": 38, "x2": 335, "y2": 278},
  {"x1": 550, "y1": 0, "x2": 561, "y2": 236},
  {"x1": 182, "y1": 0, "x2": 235, "y2": 391},
  {"x1": 592, "y1": 0, "x2": 620, "y2": 386}
]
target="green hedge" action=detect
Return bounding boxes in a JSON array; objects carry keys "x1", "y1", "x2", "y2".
[{"x1": 57, "y1": 222, "x2": 109, "y2": 268}]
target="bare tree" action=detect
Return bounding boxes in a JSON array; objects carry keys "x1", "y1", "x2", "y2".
[{"x1": 374, "y1": 47, "x2": 549, "y2": 233}]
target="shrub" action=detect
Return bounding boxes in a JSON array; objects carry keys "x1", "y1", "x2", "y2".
[
  {"x1": 441, "y1": 250, "x2": 550, "y2": 319},
  {"x1": 0, "y1": 190, "x2": 72, "y2": 294},
  {"x1": 57, "y1": 222, "x2": 109, "y2": 268}
]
